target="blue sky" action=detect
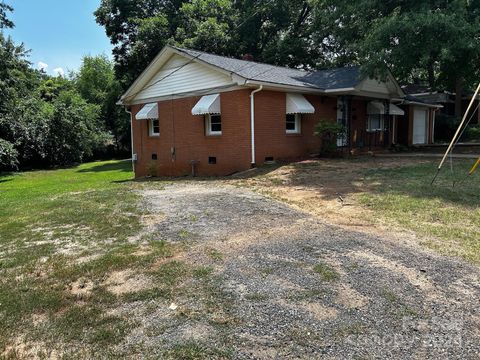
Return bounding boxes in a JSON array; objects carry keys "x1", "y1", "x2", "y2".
[{"x1": 4, "y1": 0, "x2": 112, "y2": 76}]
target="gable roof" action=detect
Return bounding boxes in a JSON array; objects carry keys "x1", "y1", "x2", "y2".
[
  {"x1": 172, "y1": 47, "x2": 362, "y2": 91},
  {"x1": 119, "y1": 45, "x2": 404, "y2": 105}
]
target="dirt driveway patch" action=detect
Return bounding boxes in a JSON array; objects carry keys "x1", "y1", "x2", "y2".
[{"x1": 116, "y1": 181, "x2": 480, "y2": 359}]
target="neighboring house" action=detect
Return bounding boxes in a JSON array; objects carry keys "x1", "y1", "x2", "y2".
[
  {"x1": 403, "y1": 84, "x2": 479, "y2": 122},
  {"x1": 118, "y1": 46, "x2": 438, "y2": 177}
]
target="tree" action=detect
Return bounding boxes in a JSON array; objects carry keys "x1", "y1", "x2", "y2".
[
  {"x1": 95, "y1": 0, "x2": 319, "y2": 84},
  {"x1": 75, "y1": 55, "x2": 129, "y2": 153},
  {"x1": 0, "y1": 2, "x2": 14, "y2": 29},
  {"x1": 95, "y1": 0, "x2": 184, "y2": 86},
  {"x1": 311, "y1": 0, "x2": 480, "y2": 116}
]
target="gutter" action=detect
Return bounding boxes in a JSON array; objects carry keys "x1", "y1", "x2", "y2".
[
  {"x1": 124, "y1": 107, "x2": 135, "y2": 173},
  {"x1": 250, "y1": 85, "x2": 263, "y2": 166}
]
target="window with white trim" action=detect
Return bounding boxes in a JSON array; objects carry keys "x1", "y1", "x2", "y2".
[
  {"x1": 286, "y1": 114, "x2": 301, "y2": 134},
  {"x1": 149, "y1": 118, "x2": 160, "y2": 136},
  {"x1": 206, "y1": 114, "x2": 222, "y2": 136},
  {"x1": 367, "y1": 114, "x2": 384, "y2": 132}
]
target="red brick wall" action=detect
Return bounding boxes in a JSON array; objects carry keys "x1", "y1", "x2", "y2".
[
  {"x1": 131, "y1": 89, "x2": 337, "y2": 177},
  {"x1": 132, "y1": 89, "x2": 252, "y2": 177},
  {"x1": 254, "y1": 91, "x2": 337, "y2": 165}
]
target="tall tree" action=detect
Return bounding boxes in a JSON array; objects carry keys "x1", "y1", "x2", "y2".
[
  {"x1": 75, "y1": 55, "x2": 129, "y2": 152},
  {"x1": 95, "y1": 0, "x2": 184, "y2": 86},
  {"x1": 311, "y1": 0, "x2": 480, "y2": 116},
  {"x1": 0, "y1": 2, "x2": 14, "y2": 29},
  {"x1": 95, "y1": 0, "x2": 318, "y2": 85}
]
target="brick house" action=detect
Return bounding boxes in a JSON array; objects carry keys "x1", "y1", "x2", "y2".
[{"x1": 118, "y1": 46, "x2": 438, "y2": 177}]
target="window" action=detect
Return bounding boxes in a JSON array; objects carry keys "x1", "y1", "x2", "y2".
[
  {"x1": 367, "y1": 114, "x2": 384, "y2": 132},
  {"x1": 149, "y1": 118, "x2": 160, "y2": 136},
  {"x1": 208, "y1": 157, "x2": 217, "y2": 165},
  {"x1": 286, "y1": 114, "x2": 301, "y2": 134},
  {"x1": 206, "y1": 114, "x2": 222, "y2": 136}
]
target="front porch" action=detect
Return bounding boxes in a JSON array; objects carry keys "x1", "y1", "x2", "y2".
[{"x1": 336, "y1": 96, "x2": 404, "y2": 152}]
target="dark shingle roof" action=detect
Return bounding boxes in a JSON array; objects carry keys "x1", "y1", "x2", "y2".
[
  {"x1": 173, "y1": 47, "x2": 362, "y2": 91},
  {"x1": 402, "y1": 84, "x2": 432, "y2": 95}
]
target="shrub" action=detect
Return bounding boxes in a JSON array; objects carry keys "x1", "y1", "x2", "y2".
[
  {"x1": 314, "y1": 120, "x2": 344, "y2": 155},
  {"x1": 434, "y1": 114, "x2": 460, "y2": 143},
  {"x1": 465, "y1": 125, "x2": 480, "y2": 142}
]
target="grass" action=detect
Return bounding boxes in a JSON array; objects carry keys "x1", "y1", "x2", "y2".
[
  {"x1": 0, "y1": 160, "x2": 156, "y2": 356},
  {"x1": 356, "y1": 159, "x2": 480, "y2": 263},
  {"x1": 313, "y1": 262, "x2": 339, "y2": 281},
  {"x1": 0, "y1": 160, "x2": 237, "y2": 357}
]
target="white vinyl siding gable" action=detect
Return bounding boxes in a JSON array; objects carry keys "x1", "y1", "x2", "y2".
[
  {"x1": 357, "y1": 76, "x2": 403, "y2": 97},
  {"x1": 133, "y1": 55, "x2": 234, "y2": 102}
]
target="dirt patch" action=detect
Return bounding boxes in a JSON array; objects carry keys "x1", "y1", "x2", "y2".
[
  {"x1": 69, "y1": 278, "x2": 94, "y2": 298},
  {"x1": 234, "y1": 157, "x2": 432, "y2": 238},
  {"x1": 335, "y1": 283, "x2": 369, "y2": 309},
  {"x1": 103, "y1": 269, "x2": 152, "y2": 295},
  {"x1": 2, "y1": 336, "x2": 61, "y2": 359},
  {"x1": 141, "y1": 214, "x2": 166, "y2": 227},
  {"x1": 301, "y1": 302, "x2": 338, "y2": 321},
  {"x1": 349, "y1": 250, "x2": 438, "y2": 298}
]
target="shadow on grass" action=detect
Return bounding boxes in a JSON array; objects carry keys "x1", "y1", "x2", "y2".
[
  {"x1": 77, "y1": 161, "x2": 132, "y2": 174},
  {"x1": 199, "y1": 156, "x2": 480, "y2": 207}
]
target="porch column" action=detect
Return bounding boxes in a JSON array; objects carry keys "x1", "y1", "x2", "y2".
[
  {"x1": 384, "y1": 100, "x2": 390, "y2": 147},
  {"x1": 341, "y1": 95, "x2": 353, "y2": 151}
]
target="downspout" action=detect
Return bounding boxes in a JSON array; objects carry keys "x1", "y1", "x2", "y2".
[
  {"x1": 124, "y1": 106, "x2": 135, "y2": 173},
  {"x1": 249, "y1": 85, "x2": 263, "y2": 167}
]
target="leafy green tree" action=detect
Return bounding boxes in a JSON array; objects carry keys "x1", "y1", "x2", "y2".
[
  {"x1": 0, "y1": 138, "x2": 18, "y2": 169},
  {"x1": 95, "y1": 0, "x2": 318, "y2": 83},
  {"x1": 311, "y1": 0, "x2": 480, "y2": 115},
  {"x1": 95, "y1": 0, "x2": 184, "y2": 85},
  {"x1": 175, "y1": 0, "x2": 235, "y2": 55},
  {"x1": 75, "y1": 55, "x2": 129, "y2": 153},
  {"x1": 0, "y1": 2, "x2": 14, "y2": 29}
]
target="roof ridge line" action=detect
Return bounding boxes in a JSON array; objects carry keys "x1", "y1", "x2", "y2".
[{"x1": 171, "y1": 45, "x2": 358, "y2": 75}]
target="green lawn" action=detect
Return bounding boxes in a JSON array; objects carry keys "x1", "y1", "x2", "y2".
[
  {"x1": 0, "y1": 158, "x2": 478, "y2": 357},
  {"x1": 0, "y1": 161, "x2": 174, "y2": 357},
  {"x1": 0, "y1": 160, "x2": 234, "y2": 358},
  {"x1": 357, "y1": 160, "x2": 480, "y2": 263}
]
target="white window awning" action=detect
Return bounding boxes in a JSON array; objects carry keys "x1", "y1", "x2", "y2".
[
  {"x1": 286, "y1": 93, "x2": 315, "y2": 114},
  {"x1": 192, "y1": 94, "x2": 221, "y2": 115},
  {"x1": 136, "y1": 103, "x2": 158, "y2": 120},
  {"x1": 367, "y1": 101, "x2": 405, "y2": 116},
  {"x1": 389, "y1": 103, "x2": 405, "y2": 116},
  {"x1": 367, "y1": 101, "x2": 385, "y2": 115}
]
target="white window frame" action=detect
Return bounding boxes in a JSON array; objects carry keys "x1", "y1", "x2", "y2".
[
  {"x1": 286, "y1": 113, "x2": 302, "y2": 134},
  {"x1": 205, "y1": 114, "x2": 222, "y2": 136},
  {"x1": 367, "y1": 114, "x2": 384, "y2": 132},
  {"x1": 149, "y1": 118, "x2": 160, "y2": 137}
]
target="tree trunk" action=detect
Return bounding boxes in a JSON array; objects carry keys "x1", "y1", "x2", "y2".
[
  {"x1": 455, "y1": 77, "x2": 463, "y2": 118},
  {"x1": 427, "y1": 58, "x2": 435, "y2": 89}
]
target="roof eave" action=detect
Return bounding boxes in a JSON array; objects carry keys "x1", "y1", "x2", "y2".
[{"x1": 244, "y1": 79, "x2": 326, "y2": 94}]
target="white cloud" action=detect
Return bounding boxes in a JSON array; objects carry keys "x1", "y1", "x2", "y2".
[
  {"x1": 37, "y1": 62, "x2": 48, "y2": 71},
  {"x1": 53, "y1": 67, "x2": 65, "y2": 77}
]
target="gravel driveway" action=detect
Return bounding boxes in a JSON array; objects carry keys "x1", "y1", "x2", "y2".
[{"x1": 127, "y1": 182, "x2": 479, "y2": 359}]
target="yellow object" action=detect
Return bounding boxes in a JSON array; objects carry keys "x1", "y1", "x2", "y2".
[{"x1": 468, "y1": 158, "x2": 480, "y2": 176}]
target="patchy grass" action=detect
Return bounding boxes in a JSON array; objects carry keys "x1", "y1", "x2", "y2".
[
  {"x1": 357, "y1": 159, "x2": 480, "y2": 263},
  {"x1": 164, "y1": 340, "x2": 233, "y2": 360},
  {"x1": 0, "y1": 161, "x2": 178, "y2": 356},
  {"x1": 313, "y1": 263, "x2": 339, "y2": 281},
  {"x1": 0, "y1": 161, "x2": 240, "y2": 357},
  {"x1": 237, "y1": 157, "x2": 480, "y2": 265}
]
